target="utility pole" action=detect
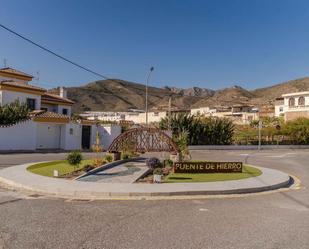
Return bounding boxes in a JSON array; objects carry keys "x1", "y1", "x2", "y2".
[
  {"x1": 145, "y1": 66, "x2": 154, "y2": 127},
  {"x1": 258, "y1": 119, "x2": 262, "y2": 150},
  {"x1": 168, "y1": 97, "x2": 172, "y2": 131}
]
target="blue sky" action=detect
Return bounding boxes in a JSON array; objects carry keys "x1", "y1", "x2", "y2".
[{"x1": 1, "y1": 0, "x2": 309, "y2": 90}]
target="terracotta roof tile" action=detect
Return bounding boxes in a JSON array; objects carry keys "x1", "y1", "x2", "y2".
[
  {"x1": 0, "y1": 67, "x2": 34, "y2": 78},
  {"x1": 0, "y1": 80, "x2": 46, "y2": 92},
  {"x1": 32, "y1": 111, "x2": 69, "y2": 119},
  {"x1": 41, "y1": 92, "x2": 74, "y2": 105}
]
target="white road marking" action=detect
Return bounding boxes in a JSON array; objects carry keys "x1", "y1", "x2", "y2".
[
  {"x1": 267, "y1": 153, "x2": 297, "y2": 158},
  {"x1": 199, "y1": 208, "x2": 210, "y2": 212}
]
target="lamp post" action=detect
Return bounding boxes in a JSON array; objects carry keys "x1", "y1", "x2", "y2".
[{"x1": 145, "y1": 66, "x2": 154, "y2": 126}]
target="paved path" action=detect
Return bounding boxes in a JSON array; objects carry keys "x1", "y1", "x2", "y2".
[{"x1": 80, "y1": 161, "x2": 149, "y2": 183}]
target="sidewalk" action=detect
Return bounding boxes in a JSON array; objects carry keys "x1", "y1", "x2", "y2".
[{"x1": 0, "y1": 163, "x2": 291, "y2": 199}]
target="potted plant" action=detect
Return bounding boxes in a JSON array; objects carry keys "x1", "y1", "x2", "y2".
[{"x1": 153, "y1": 168, "x2": 163, "y2": 183}]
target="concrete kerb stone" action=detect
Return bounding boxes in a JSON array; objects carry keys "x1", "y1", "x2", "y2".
[{"x1": 0, "y1": 163, "x2": 292, "y2": 199}]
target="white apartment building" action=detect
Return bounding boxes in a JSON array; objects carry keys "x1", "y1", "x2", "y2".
[
  {"x1": 190, "y1": 107, "x2": 218, "y2": 116},
  {"x1": 275, "y1": 91, "x2": 309, "y2": 121},
  {"x1": 190, "y1": 105, "x2": 258, "y2": 125},
  {"x1": 81, "y1": 110, "x2": 169, "y2": 124},
  {"x1": 0, "y1": 67, "x2": 120, "y2": 151}
]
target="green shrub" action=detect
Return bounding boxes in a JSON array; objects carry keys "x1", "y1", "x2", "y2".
[
  {"x1": 153, "y1": 168, "x2": 163, "y2": 175},
  {"x1": 164, "y1": 159, "x2": 174, "y2": 167},
  {"x1": 121, "y1": 152, "x2": 130, "y2": 160},
  {"x1": 105, "y1": 153, "x2": 113, "y2": 162},
  {"x1": 67, "y1": 151, "x2": 83, "y2": 167}
]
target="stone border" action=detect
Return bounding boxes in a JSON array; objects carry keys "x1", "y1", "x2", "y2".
[{"x1": 0, "y1": 162, "x2": 292, "y2": 199}]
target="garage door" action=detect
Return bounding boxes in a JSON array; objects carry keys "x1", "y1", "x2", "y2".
[{"x1": 36, "y1": 123, "x2": 61, "y2": 149}]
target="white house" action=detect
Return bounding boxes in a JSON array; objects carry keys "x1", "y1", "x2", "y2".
[
  {"x1": 0, "y1": 67, "x2": 121, "y2": 151},
  {"x1": 275, "y1": 91, "x2": 309, "y2": 121}
]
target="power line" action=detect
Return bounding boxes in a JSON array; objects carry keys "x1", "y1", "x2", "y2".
[{"x1": 0, "y1": 23, "x2": 111, "y2": 80}]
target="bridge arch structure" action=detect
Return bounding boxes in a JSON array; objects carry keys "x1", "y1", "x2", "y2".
[{"x1": 108, "y1": 127, "x2": 179, "y2": 155}]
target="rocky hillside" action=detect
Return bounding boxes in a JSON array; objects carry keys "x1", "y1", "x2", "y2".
[
  {"x1": 58, "y1": 77, "x2": 309, "y2": 113},
  {"x1": 65, "y1": 79, "x2": 203, "y2": 113}
]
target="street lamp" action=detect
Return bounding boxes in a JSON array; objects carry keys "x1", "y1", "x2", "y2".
[{"x1": 145, "y1": 66, "x2": 154, "y2": 126}]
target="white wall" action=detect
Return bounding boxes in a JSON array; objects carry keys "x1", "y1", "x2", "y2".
[
  {"x1": 62, "y1": 123, "x2": 82, "y2": 150},
  {"x1": 0, "y1": 120, "x2": 37, "y2": 151},
  {"x1": 275, "y1": 104, "x2": 285, "y2": 117},
  {"x1": 91, "y1": 124, "x2": 121, "y2": 150},
  {"x1": 40, "y1": 104, "x2": 71, "y2": 116},
  {"x1": 191, "y1": 107, "x2": 210, "y2": 116},
  {"x1": 36, "y1": 123, "x2": 62, "y2": 149},
  {"x1": 58, "y1": 105, "x2": 72, "y2": 116},
  {"x1": 41, "y1": 103, "x2": 58, "y2": 113},
  {"x1": 125, "y1": 111, "x2": 167, "y2": 124},
  {"x1": 1, "y1": 90, "x2": 41, "y2": 109}
]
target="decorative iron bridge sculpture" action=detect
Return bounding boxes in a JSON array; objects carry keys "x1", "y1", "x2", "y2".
[{"x1": 108, "y1": 127, "x2": 179, "y2": 154}]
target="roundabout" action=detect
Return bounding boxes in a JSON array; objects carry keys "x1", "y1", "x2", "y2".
[{"x1": 0, "y1": 158, "x2": 292, "y2": 200}]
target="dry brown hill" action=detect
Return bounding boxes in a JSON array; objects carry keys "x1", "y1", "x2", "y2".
[
  {"x1": 65, "y1": 79, "x2": 202, "y2": 113},
  {"x1": 191, "y1": 85, "x2": 255, "y2": 108},
  {"x1": 59, "y1": 77, "x2": 309, "y2": 113}
]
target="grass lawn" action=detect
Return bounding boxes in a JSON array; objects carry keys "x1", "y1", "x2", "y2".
[
  {"x1": 164, "y1": 165, "x2": 262, "y2": 183},
  {"x1": 27, "y1": 159, "x2": 94, "y2": 177}
]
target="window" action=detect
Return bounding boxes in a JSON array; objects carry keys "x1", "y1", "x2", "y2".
[
  {"x1": 26, "y1": 98, "x2": 36, "y2": 111},
  {"x1": 62, "y1": 108, "x2": 68, "y2": 115},
  {"x1": 279, "y1": 107, "x2": 283, "y2": 112},
  {"x1": 298, "y1": 96, "x2": 305, "y2": 106},
  {"x1": 288, "y1": 97, "x2": 295, "y2": 107},
  {"x1": 69, "y1": 128, "x2": 73, "y2": 135}
]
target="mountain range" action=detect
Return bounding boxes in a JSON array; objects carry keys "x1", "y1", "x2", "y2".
[{"x1": 59, "y1": 77, "x2": 309, "y2": 113}]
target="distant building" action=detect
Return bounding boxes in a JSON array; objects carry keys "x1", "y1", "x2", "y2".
[
  {"x1": 259, "y1": 105, "x2": 275, "y2": 118},
  {"x1": 275, "y1": 91, "x2": 309, "y2": 121},
  {"x1": 190, "y1": 105, "x2": 259, "y2": 125},
  {"x1": 81, "y1": 108, "x2": 190, "y2": 125}
]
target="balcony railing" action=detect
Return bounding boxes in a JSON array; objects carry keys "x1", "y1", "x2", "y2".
[{"x1": 288, "y1": 105, "x2": 309, "y2": 109}]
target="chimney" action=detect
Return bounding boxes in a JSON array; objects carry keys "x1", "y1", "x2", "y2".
[{"x1": 59, "y1": 87, "x2": 67, "y2": 98}]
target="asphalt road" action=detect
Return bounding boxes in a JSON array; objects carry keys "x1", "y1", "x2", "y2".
[{"x1": 0, "y1": 150, "x2": 308, "y2": 249}]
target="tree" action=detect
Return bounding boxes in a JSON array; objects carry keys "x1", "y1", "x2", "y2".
[
  {"x1": 159, "y1": 113, "x2": 234, "y2": 145},
  {"x1": 0, "y1": 100, "x2": 29, "y2": 125},
  {"x1": 282, "y1": 118, "x2": 309, "y2": 144},
  {"x1": 173, "y1": 129, "x2": 191, "y2": 161}
]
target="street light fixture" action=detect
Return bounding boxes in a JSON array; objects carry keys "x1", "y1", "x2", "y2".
[{"x1": 145, "y1": 66, "x2": 154, "y2": 126}]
